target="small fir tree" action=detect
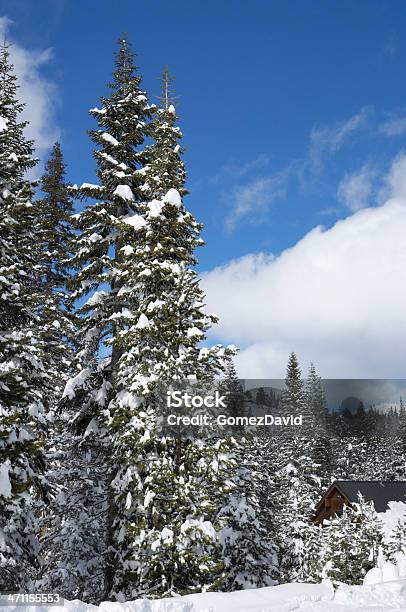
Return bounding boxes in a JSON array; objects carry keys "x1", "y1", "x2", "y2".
[
  {"x1": 280, "y1": 353, "x2": 306, "y2": 419},
  {"x1": 384, "y1": 519, "x2": 406, "y2": 561},
  {"x1": 276, "y1": 453, "x2": 322, "y2": 582},
  {"x1": 323, "y1": 497, "x2": 384, "y2": 585}
]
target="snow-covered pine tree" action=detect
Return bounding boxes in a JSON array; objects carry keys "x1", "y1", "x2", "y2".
[
  {"x1": 219, "y1": 452, "x2": 278, "y2": 590},
  {"x1": 143, "y1": 67, "x2": 187, "y2": 200},
  {"x1": 102, "y1": 69, "x2": 237, "y2": 600},
  {"x1": 280, "y1": 352, "x2": 306, "y2": 419},
  {"x1": 332, "y1": 438, "x2": 369, "y2": 480},
  {"x1": 305, "y1": 363, "x2": 327, "y2": 426},
  {"x1": 35, "y1": 142, "x2": 76, "y2": 408},
  {"x1": 0, "y1": 43, "x2": 48, "y2": 590},
  {"x1": 217, "y1": 362, "x2": 278, "y2": 589},
  {"x1": 305, "y1": 363, "x2": 331, "y2": 484},
  {"x1": 40, "y1": 369, "x2": 108, "y2": 604},
  {"x1": 399, "y1": 397, "x2": 406, "y2": 454},
  {"x1": 33, "y1": 144, "x2": 98, "y2": 598},
  {"x1": 220, "y1": 359, "x2": 246, "y2": 424},
  {"x1": 58, "y1": 37, "x2": 153, "y2": 602},
  {"x1": 323, "y1": 496, "x2": 384, "y2": 585},
  {"x1": 272, "y1": 353, "x2": 320, "y2": 583},
  {"x1": 275, "y1": 452, "x2": 322, "y2": 582},
  {"x1": 299, "y1": 522, "x2": 326, "y2": 583},
  {"x1": 384, "y1": 519, "x2": 406, "y2": 560}
]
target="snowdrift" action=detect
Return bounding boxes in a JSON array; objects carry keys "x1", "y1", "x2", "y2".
[
  {"x1": 95, "y1": 583, "x2": 333, "y2": 612},
  {"x1": 46, "y1": 583, "x2": 333, "y2": 612},
  {"x1": 17, "y1": 580, "x2": 406, "y2": 612}
]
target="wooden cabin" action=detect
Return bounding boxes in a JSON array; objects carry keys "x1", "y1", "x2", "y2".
[{"x1": 313, "y1": 480, "x2": 406, "y2": 524}]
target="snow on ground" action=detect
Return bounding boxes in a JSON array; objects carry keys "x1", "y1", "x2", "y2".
[
  {"x1": 10, "y1": 580, "x2": 406, "y2": 612},
  {"x1": 301, "y1": 580, "x2": 406, "y2": 611}
]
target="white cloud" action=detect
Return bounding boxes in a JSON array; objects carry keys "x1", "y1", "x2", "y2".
[
  {"x1": 387, "y1": 152, "x2": 406, "y2": 198},
  {"x1": 224, "y1": 109, "x2": 372, "y2": 230},
  {"x1": 210, "y1": 154, "x2": 271, "y2": 184},
  {"x1": 202, "y1": 154, "x2": 406, "y2": 378},
  {"x1": 308, "y1": 107, "x2": 370, "y2": 172},
  {"x1": 0, "y1": 17, "x2": 59, "y2": 159},
  {"x1": 380, "y1": 116, "x2": 406, "y2": 137},
  {"x1": 225, "y1": 170, "x2": 289, "y2": 231},
  {"x1": 337, "y1": 164, "x2": 377, "y2": 211}
]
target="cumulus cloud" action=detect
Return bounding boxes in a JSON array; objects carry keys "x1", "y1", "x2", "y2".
[
  {"x1": 202, "y1": 154, "x2": 406, "y2": 378},
  {"x1": 337, "y1": 164, "x2": 378, "y2": 211},
  {"x1": 0, "y1": 17, "x2": 59, "y2": 160}
]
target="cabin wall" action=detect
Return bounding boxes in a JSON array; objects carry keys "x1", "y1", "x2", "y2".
[{"x1": 313, "y1": 487, "x2": 351, "y2": 524}]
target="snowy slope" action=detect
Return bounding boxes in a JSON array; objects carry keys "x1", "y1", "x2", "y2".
[
  {"x1": 96, "y1": 583, "x2": 333, "y2": 612},
  {"x1": 10, "y1": 580, "x2": 406, "y2": 612},
  {"x1": 301, "y1": 580, "x2": 406, "y2": 611}
]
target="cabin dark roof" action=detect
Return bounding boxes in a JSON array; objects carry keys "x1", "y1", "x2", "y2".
[{"x1": 329, "y1": 481, "x2": 406, "y2": 512}]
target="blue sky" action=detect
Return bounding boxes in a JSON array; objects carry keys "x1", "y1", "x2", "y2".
[
  {"x1": 4, "y1": 0, "x2": 406, "y2": 377},
  {"x1": 4, "y1": 0, "x2": 406, "y2": 266}
]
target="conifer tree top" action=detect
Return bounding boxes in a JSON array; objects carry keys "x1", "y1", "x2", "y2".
[
  {"x1": 158, "y1": 66, "x2": 177, "y2": 110},
  {"x1": 0, "y1": 42, "x2": 37, "y2": 177},
  {"x1": 286, "y1": 352, "x2": 302, "y2": 381},
  {"x1": 110, "y1": 36, "x2": 140, "y2": 91}
]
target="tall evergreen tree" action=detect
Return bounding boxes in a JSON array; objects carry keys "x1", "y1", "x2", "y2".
[
  {"x1": 64, "y1": 46, "x2": 237, "y2": 601},
  {"x1": 305, "y1": 363, "x2": 331, "y2": 481},
  {"x1": 305, "y1": 363, "x2": 327, "y2": 426},
  {"x1": 60, "y1": 37, "x2": 152, "y2": 602},
  {"x1": 36, "y1": 142, "x2": 76, "y2": 407},
  {"x1": 102, "y1": 67, "x2": 237, "y2": 600},
  {"x1": 0, "y1": 43, "x2": 48, "y2": 590},
  {"x1": 33, "y1": 144, "x2": 94, "y2": 599}
]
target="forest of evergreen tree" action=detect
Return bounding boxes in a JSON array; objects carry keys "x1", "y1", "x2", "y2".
[{"x1": 1, "y1": 36, "x2": 406, "y2": 605}]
